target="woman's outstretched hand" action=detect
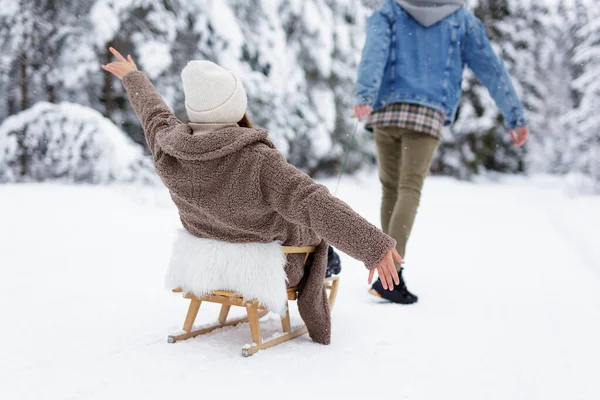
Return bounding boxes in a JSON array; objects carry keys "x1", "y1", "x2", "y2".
[
  {"x1": 368, "y1": 248, "x2": 403, "y2": 290},
  {"x1": 101, "y1": 47, "x2": 138, "y2": 80}
]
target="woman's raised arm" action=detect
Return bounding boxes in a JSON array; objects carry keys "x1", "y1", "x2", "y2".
[{"x1": 102, "y1": 47, "x2": 185, "y2": 158}]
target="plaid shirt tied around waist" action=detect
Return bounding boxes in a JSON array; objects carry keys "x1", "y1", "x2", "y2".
[{"x1": 366, "y1": 103, "x2": 445, "y2": 139}]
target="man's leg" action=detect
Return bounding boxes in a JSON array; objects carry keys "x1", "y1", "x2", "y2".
[
  {"x1": 374, "y1": 126, "x2": 402, "y2": 235},
  {"x1": 388, "y1": 130, "x2": 439, "y2": 262}
]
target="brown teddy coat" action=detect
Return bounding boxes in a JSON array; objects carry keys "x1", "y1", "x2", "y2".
[{"x1": 122, "y1": 71, "x2": 396, "y2": 344}]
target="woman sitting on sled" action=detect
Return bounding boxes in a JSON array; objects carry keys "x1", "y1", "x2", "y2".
[{"x1": 102, "y1": 48, "x2": 401, "y2": 344}]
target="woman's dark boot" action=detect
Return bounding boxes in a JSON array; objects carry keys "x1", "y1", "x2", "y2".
[{"x1": 369, "y1": 268, "x2": 418, "y2": 304}]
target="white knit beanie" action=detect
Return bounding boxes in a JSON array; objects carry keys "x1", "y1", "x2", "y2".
[{"x1": 181, "y1": 60, "x2": 247, "y2": 124}]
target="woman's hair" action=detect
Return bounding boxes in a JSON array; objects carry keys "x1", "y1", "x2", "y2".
[{"x1": 237, "y1": 113, "x2": 253, "y2": 128}]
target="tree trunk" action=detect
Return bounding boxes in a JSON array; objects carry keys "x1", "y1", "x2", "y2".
[
  {"x1": 20, "y1": 53, "x2": 29, "y2": 111},
  {"x1": 7, "y1": 96, "x2": 17, "y2": 116},
  {"x1": 47, "y1": 83, "x2": 57, "y2": 103},
  {"x1": 102, "y1": 44, "x2": 114, "y2": 118},
  {"x1": 593, "y1": 137, "x2": 600, "y2": 194}
]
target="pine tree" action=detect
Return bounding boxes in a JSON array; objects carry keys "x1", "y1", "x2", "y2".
[
  {"x1": 507, "y1": 0, "x2": 574, "y2": 174},
  {"x1": 82, "y1": 0, "x2": 182, "y2": 147},
  {"x1": 1, "y1": 0, "x2": 597, "y2": 181},
  {"x1": 0, "y1": 1, "x2": 75, "y2": 116},
  {"x1": 569, "y1": 1, "x2": 600, "y2": 188}
]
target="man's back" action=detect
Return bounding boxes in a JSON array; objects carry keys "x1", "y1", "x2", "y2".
[{"x1": 356, "y1": 0, "x2": 526, "y2": 131}]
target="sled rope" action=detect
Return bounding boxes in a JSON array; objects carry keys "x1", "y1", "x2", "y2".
[{"x1": 334, "y1": 120, "x2": 360, "y2": 196}]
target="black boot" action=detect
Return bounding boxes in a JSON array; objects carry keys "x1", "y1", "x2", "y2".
[
  {"x1": 369, "y1": 268, "x2": 418, "y2": 304},
  {"x1": 325, "y1": 246, "x2": 342, "y2": 278}
]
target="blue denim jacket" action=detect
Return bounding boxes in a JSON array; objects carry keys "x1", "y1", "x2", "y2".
[{"x1": 356, "y1": 0, "x2": 527, "y2": 130}]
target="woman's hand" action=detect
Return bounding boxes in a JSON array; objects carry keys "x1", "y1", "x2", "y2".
[
  {"x1": 368, "y1": 248, "x2": 403, "y2": 290},
  {"x1": 101, "y1": 47, "x2": 138, "y2": 80},
  {"x1": 353, "y1": 104, "x2": 373, "y2": 121}
]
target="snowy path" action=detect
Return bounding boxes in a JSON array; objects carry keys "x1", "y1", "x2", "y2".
[{"x1": 1, "y1": 175, "x2": 599, "y2": 400}]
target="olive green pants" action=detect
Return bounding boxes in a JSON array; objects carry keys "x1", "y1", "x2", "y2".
[{"x1": 374, "y1": 127, "x2": 439, "y2": 266}]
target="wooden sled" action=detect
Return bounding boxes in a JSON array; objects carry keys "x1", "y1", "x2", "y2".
[{"x1": 168, "y1": 245, "x2": 340, "y2": 357}]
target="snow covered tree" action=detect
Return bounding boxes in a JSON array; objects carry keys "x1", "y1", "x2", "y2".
[
  {"x1": 0, "y1": 0, "x2": 598, "y2": 183},
  {"x1": 80, "y1": 0, "x2": 183, "y2": 147},
  {"x1": 567, "y1": 2, "x2": 600, "y2": 188},
  {"x1": 526, "y1": 0, "x2": 599, "y2": 179},
  {"x1": 0, "y1": 1, "x2": 93, "y2": 116},
  {"x1": 0, "y1": 102, "x2": 157, "y2": 183},
  {"x1": 506, "y1": 0, "x2": 574, "y2": 174},
  {"x1": 164, "y1": 0, "x2": 377, "y2": 176}
]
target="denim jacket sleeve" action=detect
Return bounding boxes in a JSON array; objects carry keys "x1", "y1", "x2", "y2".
[
  {"x1": 355, "y1": 4, "x2": 393, "y2": 107},
  {"x1": 462, "y1": 16, "x2": 527, "y2": 130}
]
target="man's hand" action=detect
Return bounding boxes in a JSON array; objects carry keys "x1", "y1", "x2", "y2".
[
  {"x1": 368, "y1": 248, "x2": 403, "y2": 290},
  {"x1": 510, "y1": 126, "x2": 529, "y2": 147},
  {"x1": 353, "y1": 104, "x2": 373, "y2": 121},
  {"x1": 101, "y1": 47, "x2": 138, "y2": 80}
]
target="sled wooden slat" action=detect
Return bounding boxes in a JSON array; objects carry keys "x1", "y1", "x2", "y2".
[
  {"x1": 168, "y1": 245, "x2": 339, "y2": 357},
  {"x1": 211, "y1": 290, "x2": 243, "y2": 297},
  {"x1": 243, "y1": 326, "x2": 309, "y2": 357},
  {"x1": 246, "y1": 301, "x2": 263, "y2": 346},
  {"x1": 281, "y1": 307, "x2": 292, "y2": 334},
  {"x1": 182, "y1": 294, "x2": 258, "y2": 308},
  {"x1": 218, "y1": 305, "x2": 231, "y2": 325},
  {"x1": 287, "y1": 287, "x2": 298, "y2": 300},
  {"x1": 183, "y1": 299, "x2": 202, "y2": 332},
  {"x1": 282, "y1": 246, "x2": 316, "y2": 254},
  {"x1": 168, "y1": 309, "x2": 269, "y2": 342},
  {"x1": 326, "y1": 276, "x2": 340, "y2": 309}
]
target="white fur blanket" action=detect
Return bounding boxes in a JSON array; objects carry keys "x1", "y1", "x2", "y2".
[{"x1": 165, "y1": 229, "x2": 288, "y2": 315}]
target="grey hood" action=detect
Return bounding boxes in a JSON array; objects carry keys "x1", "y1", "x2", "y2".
[{"x1": 396, "y1": 0, "x2": 465, "y2": 27}]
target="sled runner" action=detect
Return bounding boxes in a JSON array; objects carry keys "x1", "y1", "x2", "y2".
[{"x1": 168, "y1": 245, "x2": 340, "y2": 357}]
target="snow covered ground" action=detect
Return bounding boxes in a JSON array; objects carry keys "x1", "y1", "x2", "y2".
[{"x1": 1, "y1": 174, "x2": 599, "y2": 400}]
